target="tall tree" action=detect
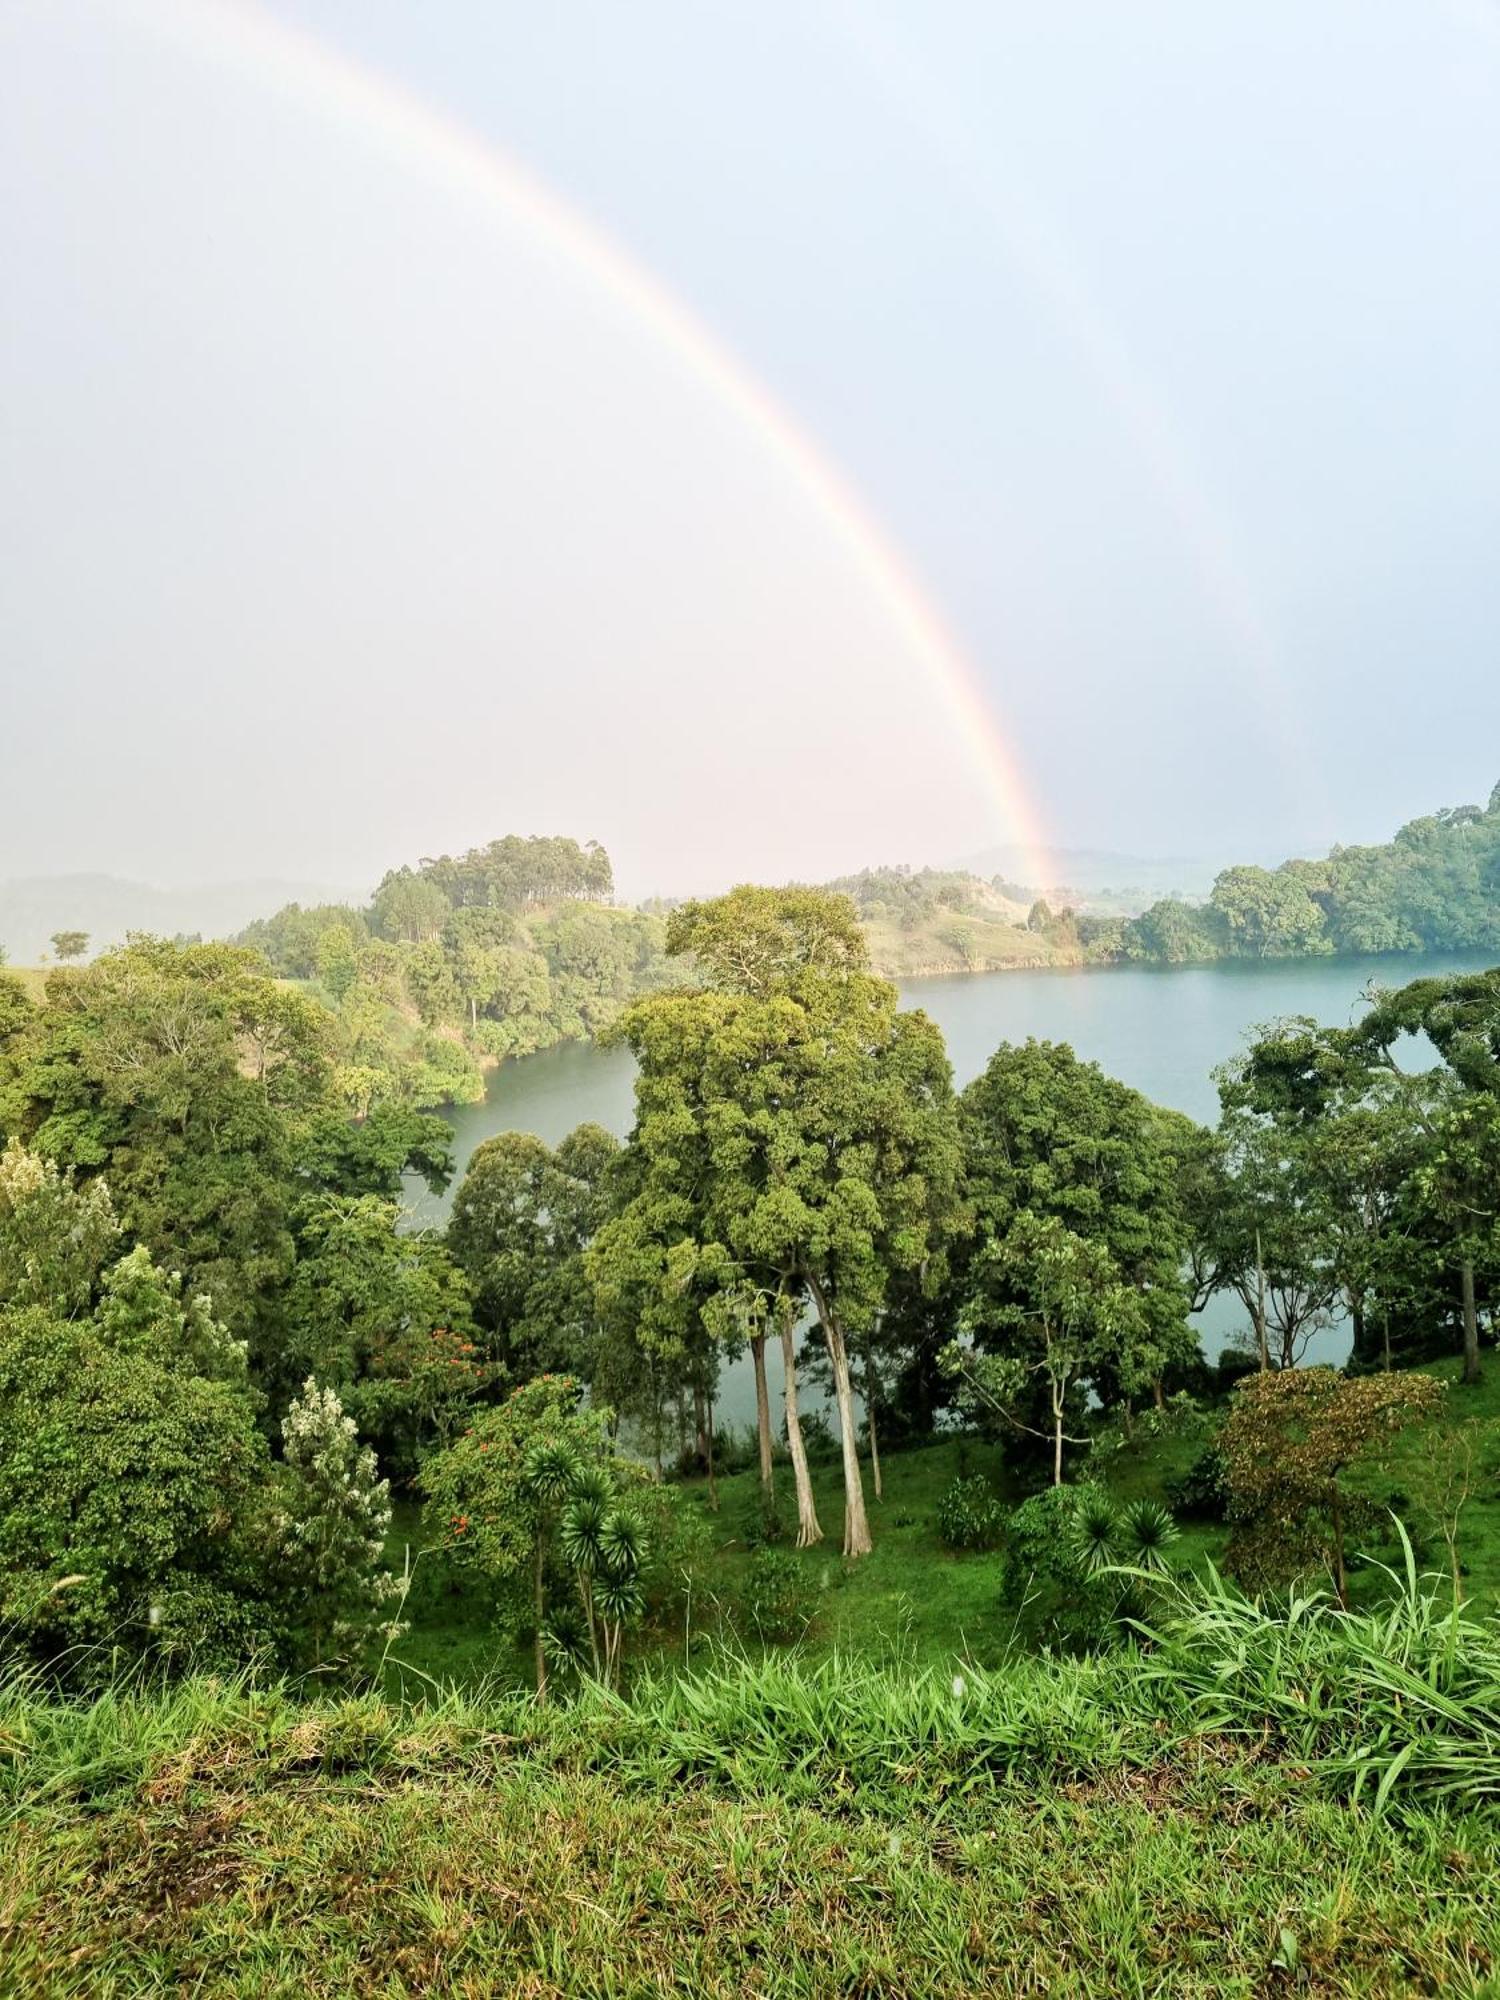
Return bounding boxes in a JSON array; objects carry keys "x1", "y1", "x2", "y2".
[{"x1": 600, "y1": 888, "x2": 960, "y2": 1557}]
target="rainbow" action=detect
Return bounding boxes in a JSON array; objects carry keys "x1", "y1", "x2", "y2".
[{"x1": 118, "y1": 0, "x2": 1057, "y2": 891}]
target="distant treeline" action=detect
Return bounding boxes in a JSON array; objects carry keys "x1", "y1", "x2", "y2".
[
  {"x1": 1031, "y1": 782, "x2": 1500, "y2": 965},
  {"x1": 237, "y1": 836, "x2": 667, "y2": 1109}
]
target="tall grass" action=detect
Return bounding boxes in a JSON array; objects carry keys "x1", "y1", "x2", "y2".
[
  {"x1": 1131, "y1": 1526, "x2": 1500, "y2": 1809},
  {"x1": 5, "y1": 1539, "x2": 1500, "y2": 1819}
]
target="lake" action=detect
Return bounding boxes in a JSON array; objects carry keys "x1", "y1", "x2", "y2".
[{"x1": 405, "y1": 951, "x2": 1496, "y2": 1426}]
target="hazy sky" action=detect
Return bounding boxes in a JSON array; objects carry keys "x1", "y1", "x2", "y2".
[{"x1": 3, "y1": 1, "x2": 1499, "y2": 898}]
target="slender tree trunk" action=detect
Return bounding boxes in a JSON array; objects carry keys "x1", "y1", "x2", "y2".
[
  {"x1": 1052, "y1": 1382, "x2": 1065, "y2": 1487},
  {"x1": 867, "y1": 1388, "x2": 883, "y2": 1503},
  {"x1": 1254, "y1": 1231, "x2": 1270, "y2": 1371},
  {"x1": 706, "y1": 1390, "x2": 718, "y2": 1511},
  {"x1": 780, "y1": 1314, "x2": 823, "y2": 1549},
  {"x1": 807, "y1": 1275, "x2": 871, "y2": 1557},
  {"x1": 692, "y1": 1380, "x2": 709, "y2": 1472},
  {"x1": 533, "y1": 1539, "x2": 548, "y2": 1704},
  {"x1": 751, "y1": 1332, "x2": 774, "y2": 1495},
  {"x1": 1383, "y1": 1312, "x2": 1392, "y2": 1373},
  {"x1": 1152, "y1": 1378, "x2": 1165, "y2": 1413},
  {"x1": 1461, "y1": 1257, "x2": 1482, "y2": 1385},
  {"x1": 1331, "y1": 1488, "x2": 1348, "y2": 1608}
]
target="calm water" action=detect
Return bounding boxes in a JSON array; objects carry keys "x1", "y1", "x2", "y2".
[{"x1": 405, "y1": 952, "x2": 1495, "y2": 1425}]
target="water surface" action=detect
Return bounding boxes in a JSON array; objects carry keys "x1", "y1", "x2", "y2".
[{"x1": 406, "y1": 951, "x2": 1495, "y2": 1423}]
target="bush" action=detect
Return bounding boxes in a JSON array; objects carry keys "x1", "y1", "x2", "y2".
[
  {"x1": 936, "y1": 1474, "x2": 1005, "y2": 1552},
  {"x1": 1165, "y1": 1444, "x2": 1228, "y2": 1522},
  {"x1": 737, "y1": 1549, "x2": 817, "y2": 1645},
  {"x1": 1001, "y1": 1485, "x2": 1141, "y2": 1652}
]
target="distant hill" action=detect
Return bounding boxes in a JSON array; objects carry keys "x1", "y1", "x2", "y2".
[
  {"x1": 954, "y1": 843, "x2": 1219, "y2": 909},
  {"x1": 0, "y1": 874, "x2": 359, "y2": 966}
]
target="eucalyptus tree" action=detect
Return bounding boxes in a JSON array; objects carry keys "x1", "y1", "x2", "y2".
[{"x1": 600, "y1": 887, "x2": 961, "y2": 1557}]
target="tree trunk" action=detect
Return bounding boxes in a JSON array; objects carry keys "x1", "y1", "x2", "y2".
[
  {"x1": 692, "y1": 1381, "x2": 709, "y2": 1473},
  {"x1": 780, "y1": 1315, "x2": 823, "y2": 1549},
  {"x1": 1152, "y1": 1378, "x2": 1165, "y2": 1413},
  {"x1": 533, "y1": 1539, "x2": 548, "y2": 1704},
  {"x1": 1052, "y1": 1387, "x2": 1065, "y2": 1487},
  {"x1": 1254, "y1": 1231, "x2": 1270, "y2": 1371},
  {"x1": 867, "y1": 1387, "x2": 883, "y2": 1503},
  {"x1": 806, "y1": 1275, "x2": 872, "y2": 1557},
  {"x1": 1461, "y1": 1257, "x2": 1482, "y2": 1386},
  {"x1": 751, "y1": 1332, "x2": 774, "y2": 1495},
  {"x1": 1331, "y1": 1488, "x2": 1348, "y2": 1608},
  {"x1": 706, "y1": 1390, "x2": 718, "y2": 1511}
]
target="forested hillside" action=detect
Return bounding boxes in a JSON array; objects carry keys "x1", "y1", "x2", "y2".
[
  {"x1": 235, "y1": 835, "x2": 669, "y2": 1109},
  {"x1": 1074, "y1": 781, "x2": 1500, "y2": 965}
]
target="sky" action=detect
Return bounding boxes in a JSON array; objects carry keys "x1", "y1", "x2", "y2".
[{"x1": 3, "y1": 0, "x2": 1499, "y2": 900}]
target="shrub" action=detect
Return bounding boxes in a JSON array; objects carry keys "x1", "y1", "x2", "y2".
[
  {"x1": 1001, "y1": 1485, "x2": 1139, "y2": 1652},
  {"x1": 737, "y1": 1549, "x2": 817, "y2": 1644},
  {"x1": 1165, "y1": 1444, "x2": 1228, "y2": 1522},
  {"x1": 936, "y1": 1474, "x2": 1005, "y2": 1552}
]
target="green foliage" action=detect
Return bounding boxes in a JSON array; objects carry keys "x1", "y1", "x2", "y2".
[
  {"x1": 935, "y1": 1474, "x2": 1004, "y2": 1551},
  {"x1": 1220, "y1": 1366, "x2": 1447, "y2": 1599},
  {"x1": 274, "y1": 1378, "x2": 403, "y2": 1675},
  {"x1": 446, "y1": 1123, "x2": 619, "y2": 1382},
  {"x1": 999, "y1": 1484, "x2": 1141, "y2": 1651},
  {"x1": 0, "y1": 1302, "x2": 275, "y2": 1671},
  {"x1": 736, "y1": 1547, "x2": 818, "y2": 1643},
  {"x1": 1164, "y1": 1443, "x2": 1229, "y2": 1522},
  {"x1": 1115, "y1": 782, "x2": 1500, "y2": 964},
  {"x1": 0, "y1": 1138, "x2": 118, "y2": 1312}
]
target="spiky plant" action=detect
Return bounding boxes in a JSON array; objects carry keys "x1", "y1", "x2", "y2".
[
  {"x1": 1120, "y1": 1500, "x2": 1180, "y2": 1573},
  {"x1": 1070, "y1": 1489, "x2": 1120, "y2": 1576}
]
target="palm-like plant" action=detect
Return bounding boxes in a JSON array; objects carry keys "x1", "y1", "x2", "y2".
[
  {"x1": 1071, "y1": 1489, "x2": 1121, "y2": 1576},
  {"x1": 1119, "y1": 1499, "x2": 1180, "y2": 1573},
  {"x1": 519, "y1": 1440, "x2": 585, "y2": 1704}
]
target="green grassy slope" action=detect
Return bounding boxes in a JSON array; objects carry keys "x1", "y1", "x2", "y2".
[{"x1": 4, "y1": 1659, "x2": 1498, "y2": 1997}]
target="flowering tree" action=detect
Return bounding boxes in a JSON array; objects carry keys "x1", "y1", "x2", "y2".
[{"x1": 276, "y1": 1377, "x2": 403, "y2": 1673}]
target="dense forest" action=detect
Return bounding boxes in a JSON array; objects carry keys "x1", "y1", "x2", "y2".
[
  {"x1": 234, "y1": 834, "x2": 669, "y2": 1109},
  {"x1": 1071, "y1": 779, "x2": 1500, "y2": 964}
]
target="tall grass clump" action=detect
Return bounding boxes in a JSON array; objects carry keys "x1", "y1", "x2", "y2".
[{"x1": 1132, "y1": 1526, "x2": 1500, "y2": 1808}]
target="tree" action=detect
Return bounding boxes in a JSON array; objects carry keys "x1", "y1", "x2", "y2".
[
  {"x1": 275, "y1": 1378, "x2": 403, "y2": 1673},
  {"x1": 0, "y1": 938, "x2": 336, "y2": 1367},
  {"x1": 49, "y1": 931, "x2": 88, "y2": 963},
  {"x1": 1219, "y1": 1367, "x2": 1446, "y2": 1603},
  {"x1": 286, "y1": 1194, "x2": 483, "y2": 1475},
  {"x1": 0, "y1": 1301, "x2": 274, "y2": 1669},
  {"x1": 947, "y1": 1211, "x2": 1139, "y2": 1484},
  {"x1": 314, "y1": 924, "x2": 359, "y2": 1002},
  {"x1": 959, "y1": 1040, "x2": 1200, "y2": 1415},
  {"x1": 1339, "y1": 971, "x2": 1500, "y2": 1383},
  {"x1": 446, "y1": 1124, "x2": 620, "y2": 1384},
  {"x1": 420, "y1": 1375, "x2": 621, "y2": 1696},
  {"x1": 0, "y1": 1138, "x2": 118, "y2": 1313},
  {"x1": 600, "y1": 889, "x2": 961, "y2": 1557}
]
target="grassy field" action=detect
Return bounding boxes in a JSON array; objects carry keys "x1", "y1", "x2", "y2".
[
  {"x1": 384, "y1": 1423, "x2": 1217, "y2": 1694},
  {"x1": 2, "y1": 965, "x2": 49, "y2": 1002},
  {"x1": 7, "y1": 1605, "x2": 1500, "y2": 1997}
]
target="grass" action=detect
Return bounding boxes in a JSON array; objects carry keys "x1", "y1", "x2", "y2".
[
  {"x1": 385, "y1": 1426, "x2": 1227, "y2": 1693},
  {"x1": 2, "y1": 965, "x2": 49, "y2": 1002},
  {"x1": 7, "y1": 1578, "x2": 1500, "y2": 1996}
]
